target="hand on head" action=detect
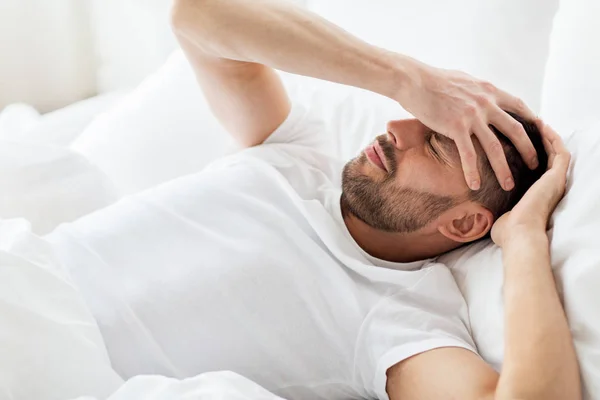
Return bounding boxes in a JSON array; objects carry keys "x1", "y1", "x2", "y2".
[
  {"x1": 396, "y1": 60, "x2": 543, "y2": 192},
  {"x1": 491, "y1": 124, "x2": 571, "y2": 248}
]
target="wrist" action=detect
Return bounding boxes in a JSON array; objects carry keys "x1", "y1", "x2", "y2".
[
  {"x1": 502, "y1": 227, "x2": 549, "y2": 252},
  {"x1": 375, "y1": 50, "x2": 423, "y2": 103}
]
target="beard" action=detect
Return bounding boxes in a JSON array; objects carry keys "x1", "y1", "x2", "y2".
[{"x1": 341, "y1": 135, "x2": 456, "y2": 233}]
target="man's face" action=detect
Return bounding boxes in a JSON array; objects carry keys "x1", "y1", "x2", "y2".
[{"x1": 342, "y1": 119, "x2": 471, "y2": 233}]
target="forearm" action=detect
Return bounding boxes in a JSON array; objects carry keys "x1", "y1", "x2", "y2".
[
  {"x1": 170, "y1": 0, "x2": 417, "y2": 100},
  {"x1": 496, "y1": 230, "x2": 581, "y2": 400}
]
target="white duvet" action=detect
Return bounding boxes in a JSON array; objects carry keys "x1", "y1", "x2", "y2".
[
  {"x1": 76, "y1": 373, "x2": 286, "y2": 400},
  {"x1": 0, "y1": 217, "x2": 290, "y2": 400}
]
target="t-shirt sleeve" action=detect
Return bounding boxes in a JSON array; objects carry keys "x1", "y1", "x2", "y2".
[
  {"x1": 263, "y1": 103, "x2": 332, "y2": 152},
  {"x1": 356, "y1": 264, "x2": 479, "y2": 400}
]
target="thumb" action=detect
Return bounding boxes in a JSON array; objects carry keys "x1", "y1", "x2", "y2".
[{"x1": 491, "y1": 212, "x2": 510, "y2": 246}]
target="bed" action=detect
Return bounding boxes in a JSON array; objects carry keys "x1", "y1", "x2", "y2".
[{"x1": 2, "y1": 0, "x2": 600, "y2": 399}]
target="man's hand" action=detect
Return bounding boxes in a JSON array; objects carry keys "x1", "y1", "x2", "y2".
[
  {"x1": 491, "y1": 124, "x2": 570, "y2": 248},
  {"x1": 397, "y1": 61, "x2": 541, "y2": 191}
]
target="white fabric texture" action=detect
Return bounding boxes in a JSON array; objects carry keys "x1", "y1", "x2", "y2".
[
  {"x1": 16, "y1": 92, "x2": 125, "y2": 148},
  {"x1": 0, "y1": 107, "x2": 121, "y2": 398},
  {"x1": 0, "y1": 219, "x2": 123, "y2": 400},
  {"x1": 49, "y1": 104, "x2": 475, "y2": 400},
  {"x1": 0, "y1": 93, "x2": 124, "y2": 148},
  {"x1": 540, "y1": 0, "x2": 600, "y2": 135},
  {"x1": 439, "y1": 123, "x2": 600, "y2": 399},
  {"x1": 307, "y1": 0, "x2": 559, "y2": 113},
  {"x1": 72, "y1": 51, "x2": 235, "y2": 196},
  {"x1": 73, "y1": 372, "x2": 287, "y2": 400},
  {"x1": 0, "y1": 97, "x2": 287, "y2": 400},
  {"x1": 0, "y1": 105, "x2": 119, "y2": 235}
]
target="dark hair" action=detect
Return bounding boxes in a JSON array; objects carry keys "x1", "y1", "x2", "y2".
[{"x1": 469, "y1": 112, "x2": 548, "y2": 219}]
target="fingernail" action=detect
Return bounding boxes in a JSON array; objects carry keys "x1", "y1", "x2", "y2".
[
  {"x1": 505, "y1": 177, "x2": 515, "y2": 190},
  {"x1": 470, "y1": 180, "x2": 480, "y2": 191},
  {"x1": 531, "y1": 156, "x2": 539, "y2": 169}
]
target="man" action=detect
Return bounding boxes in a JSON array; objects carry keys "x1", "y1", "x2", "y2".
[{"x1": 46, "y1": 0, "x2": 580, "y2": 399}]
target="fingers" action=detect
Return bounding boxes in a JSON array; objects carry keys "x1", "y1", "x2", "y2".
[
  {"x1": 549, "y1": 133, "x2": 571, "y2": 175},
  {"x1": 496, "y1": 89, "x2": 537, "y2": 122},
  {"x1": 542, "y1": 138, "x2": 556, "y2": 169},
  {"x1": 474, "y1": 122, "x2": 514, "y2": 191},
  {"x1": 550, "y1": 130, "x2": 567, "y2": 154},
  {"x1": 489, "y1": 107, "x2": 539, "y2": 170},
  {"x1": 541, "y1": 123, "x2": 570, "y2": 171},
  {"x1": 454, "y1": 134, "x2": 481, "y2": 190},
  {"x1": 540, "y1": 122, "x2": 562, "y2": 142},
  {"x1": 540, "y1": 130, "x2": 570, "y2": 206}
]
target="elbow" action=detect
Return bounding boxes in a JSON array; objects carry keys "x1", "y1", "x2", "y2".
[
  {"x1": 170, "y1": 0, "x2": 209, "y2": 36},
  {"x1": 170, "y1": 0, "x2": 187, "y2": 33},
  {"x1": 494, "y1": 386, "x2": 582, "y2": 400},
  {"x1": 497, "y1": 395, "x2": 581, "y2": 400}
]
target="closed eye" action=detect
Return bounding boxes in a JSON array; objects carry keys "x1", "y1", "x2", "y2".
[
  {"x1": 428, "y1": 131, "x2": 455, "y2": 167},
  {"x1": 427, "y1": 132, "x2": 443, "y2": 162}
]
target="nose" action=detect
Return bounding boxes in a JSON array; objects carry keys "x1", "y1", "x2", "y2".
[{"x1": 386, "y1": 119, "x2": 427, "y2": 151}]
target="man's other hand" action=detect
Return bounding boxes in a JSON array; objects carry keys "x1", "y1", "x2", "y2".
[{"x1": 491, "y1": 124, "x2": 570, "y2": 248}]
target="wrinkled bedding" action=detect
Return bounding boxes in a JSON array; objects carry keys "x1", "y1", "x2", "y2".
[
  {"x1": 0, "y1": 103, "x2": 284, "y2": 400},
  {"x1": 0, "y1": 220, "x2": 286, "y2": 400}
]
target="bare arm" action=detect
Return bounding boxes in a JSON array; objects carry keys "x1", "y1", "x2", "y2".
[
  {"x1": 171, "y1": 0, "x2": 402, "y2": 147},
  {"x1": 492, "y1": 127, "x2": 580, "y2": 399},
  {"x1": 388, "y1": 130, "x2": 581, "y2": 400},
  {"x1": 170, "y1": 0, "x2": 538, "y2": 189},
  {"x1": 494, "y1": 232, "x2": 579, "y2": 399}
]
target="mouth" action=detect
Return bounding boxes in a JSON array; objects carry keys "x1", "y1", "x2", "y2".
[{"x1": 365, "y1": 140, "x2": 389, "y2": 172}]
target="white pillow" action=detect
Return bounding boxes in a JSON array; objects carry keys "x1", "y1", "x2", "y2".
[
  {"x1": 72, "y1": 51, "x2": 235, "y2": 196},
  {"x1": 540, "y1": 0, "x2": 600, "y2": 135},
  {"x1": 307, "y1": 0, "x2": 559, "y2": 112},
  {"x1": 0, "y1": 139, "x2": 118, "y2": 235},
  {"x1": 439, "y1": 123, "x2": 600, "y2": 400},
  {"x1": 21, "y1": 92, "x2": 126, "y2": 148}
]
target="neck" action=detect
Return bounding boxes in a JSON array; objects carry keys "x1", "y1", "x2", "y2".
[{"x1": 341, "y1": 203, "x2": 458, "y2": 263}]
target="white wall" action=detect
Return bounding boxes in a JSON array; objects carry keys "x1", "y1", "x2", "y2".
[
  {"x1": 0, "y1": 0, "x2": 314, "y2": 112},
  {"x1": 0, "y1": 0, "x2": 96, "y2": 112},
  {"x1": 89, "y1": 0, "x2": 178, "y2": 93}
]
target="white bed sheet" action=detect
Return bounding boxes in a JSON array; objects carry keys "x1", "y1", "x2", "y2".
[{"x1": 71, "y1": 372, "x2": 285, "y2": 400}]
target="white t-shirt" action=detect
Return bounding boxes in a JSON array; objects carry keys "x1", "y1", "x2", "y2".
[{"x1": 46, "y1": 105, "x2": 477, "y2": 400}]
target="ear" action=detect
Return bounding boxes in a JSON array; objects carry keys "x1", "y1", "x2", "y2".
[{"x1": 437, "y1": 204, "x2": 494, "y2": 243}]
